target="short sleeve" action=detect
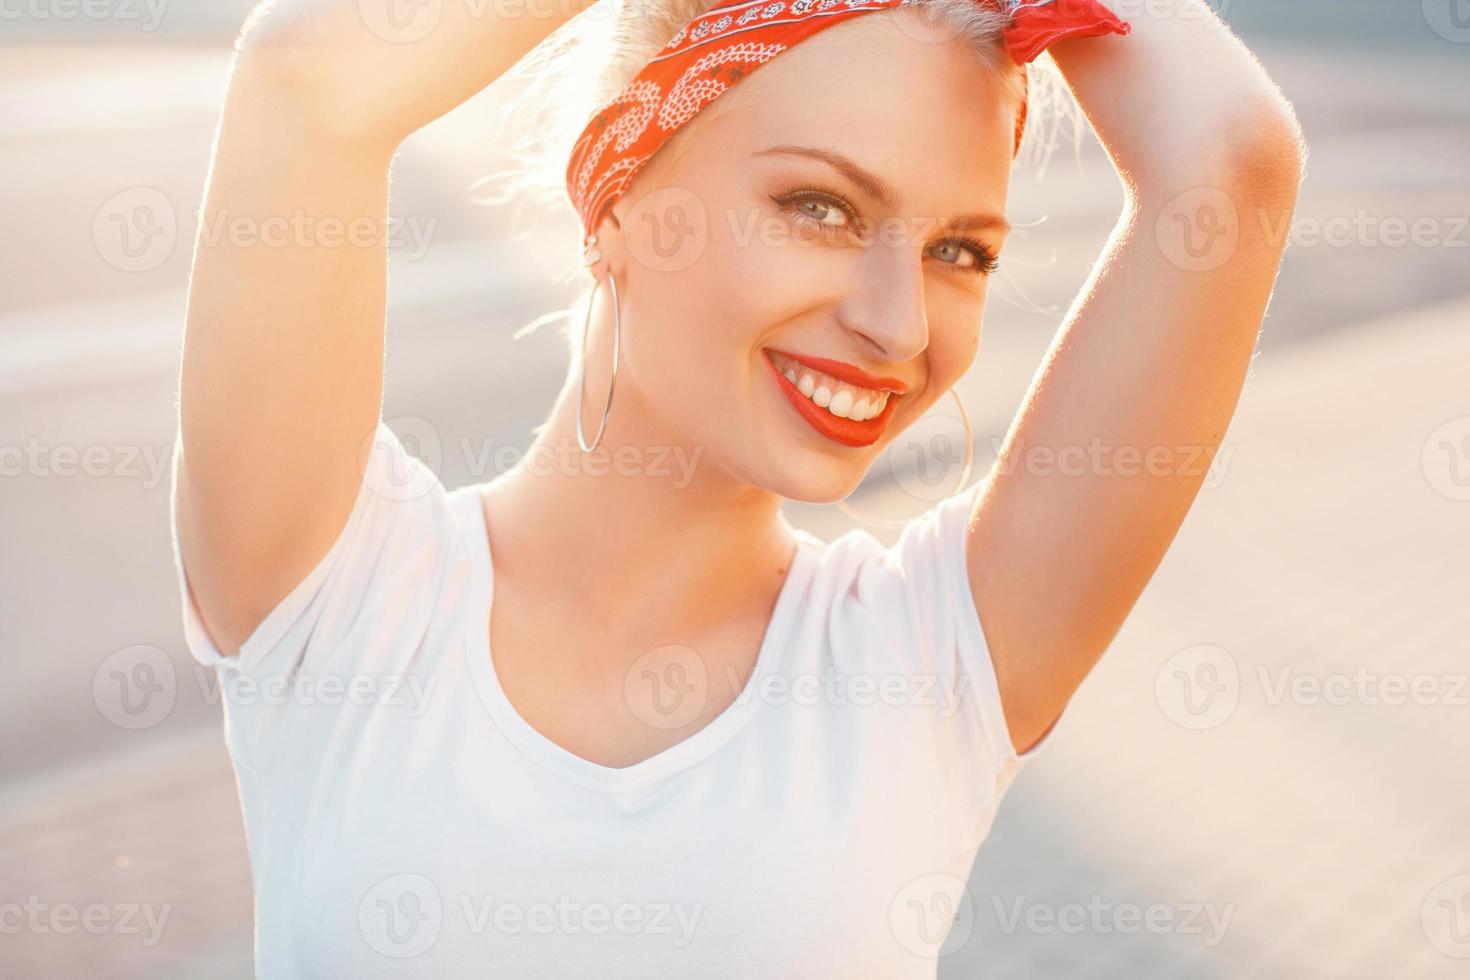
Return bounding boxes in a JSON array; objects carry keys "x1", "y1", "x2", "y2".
[
  {"x1": 814, "y1": 481, "x2": 1066, "y2": 838},
  {"x1": 809, "y1": 482, "x2": 1067, "y2": 855},
  {"x1": 168, "y1": 421, "x2": 460, "y2": 682},
  {"x1": 881, "y1": 481, "x2": 1063, "y2": 776}
]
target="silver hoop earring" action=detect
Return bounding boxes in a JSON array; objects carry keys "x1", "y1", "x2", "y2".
[
  {"x1": 576, "y1": 235, "x2": 620, "y2": 453},
  {"x1": 834, "y1": 388, "x2": 975, "y2": 529}
]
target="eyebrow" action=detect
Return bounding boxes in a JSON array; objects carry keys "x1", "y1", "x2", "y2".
[{"x1": 752, "y1": 143, "x2": 1011, "y2": 234}]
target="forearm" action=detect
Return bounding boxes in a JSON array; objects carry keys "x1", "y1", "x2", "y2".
[{"x1": 1047, "y1": 0, "x2": 1303, "y2": 198}]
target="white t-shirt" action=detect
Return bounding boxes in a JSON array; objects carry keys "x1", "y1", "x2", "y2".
[{"x1": 170, "y1": 422, "x2": 1055, "y2": 978}]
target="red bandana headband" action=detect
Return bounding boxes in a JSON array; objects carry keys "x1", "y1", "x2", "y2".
[{"x1": 565, "y1": 0, "x2": 1130, "y2": 242}]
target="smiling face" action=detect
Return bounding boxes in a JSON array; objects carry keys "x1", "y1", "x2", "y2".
[{"x1": 589, "y1": 12, "x2": 1022, "y2": 503}]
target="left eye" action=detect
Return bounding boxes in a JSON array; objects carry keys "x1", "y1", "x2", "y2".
[
  {"x1": 928, "y1": 239, "x2": 999, "y2": 276},
  {"x1": 929, "y1": 241, "x2": 974, "y2": 267},
  {"x1": 795, "y1": 198, "x2": 848, "y2": 227}
]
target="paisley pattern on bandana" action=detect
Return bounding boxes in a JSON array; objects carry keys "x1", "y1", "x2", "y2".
[{"x1": 566, "y1": 0, "x2": 1128, "y2": 239}]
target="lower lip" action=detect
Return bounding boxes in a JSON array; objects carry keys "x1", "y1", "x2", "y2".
[{"x1": 764, "y1": 353, "x2": 899, "y2": 449}]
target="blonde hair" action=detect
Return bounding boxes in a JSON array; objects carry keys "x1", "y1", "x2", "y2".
[{"x1": 477, "y1": 0, "x2": 1079, "y2": 344}]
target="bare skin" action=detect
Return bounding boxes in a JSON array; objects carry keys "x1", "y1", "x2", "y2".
[{"x1": 177, "y1": 0, "x2": 1302, "y2": 768}]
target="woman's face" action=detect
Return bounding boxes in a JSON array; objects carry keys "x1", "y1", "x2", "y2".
[{"x1": 596, "y1": 14, "x2": 1020, "y2": 503}]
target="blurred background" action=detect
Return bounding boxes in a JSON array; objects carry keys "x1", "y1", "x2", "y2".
[{"x1": 2, "y1": 0, "x2": 1468, "y2": 976}]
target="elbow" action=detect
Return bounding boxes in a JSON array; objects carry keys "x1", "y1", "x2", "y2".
[
  {"x1": 1216, "y1": 93, "x2": 1307, "y2": 211},
  {"x1": 226, "y1": 8, "x2": 388, "y2": 150},
  {"x1": 1132, "y1": 90, "x2": 1307, "y2": 215},
  {"x1": 231, "y1": 6, "x2": 331, "y2": 93}
]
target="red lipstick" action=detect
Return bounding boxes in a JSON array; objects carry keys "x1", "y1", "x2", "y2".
[
  {"x1": 763, "y1": 350, "x2": 903, "y2": 449},
  {"x1": 767, "y1": 349, "x2": 910, "y2": 395}
]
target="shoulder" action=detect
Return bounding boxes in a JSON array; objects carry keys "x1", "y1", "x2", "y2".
[
  {"x1": 791, "y1": 487, "x2": 984, "y2": 665},
  {"x1": 800, "y1": 486, "x2": 980, "y2": 611},
  {"x1": 790, "y1": 488, "x2": 1045, "y2": 798},
  {"x1": 171, "y1": 421, "x2": 483, "y2": 675}
]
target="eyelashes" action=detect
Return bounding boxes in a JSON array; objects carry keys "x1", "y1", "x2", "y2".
[{"x1": 769, "y1": 185, "x2": 1000, "y2": 277}]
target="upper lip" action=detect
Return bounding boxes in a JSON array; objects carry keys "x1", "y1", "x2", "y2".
[{"x1": 765, "y1": 349, "x2": 911, "y2": 395}]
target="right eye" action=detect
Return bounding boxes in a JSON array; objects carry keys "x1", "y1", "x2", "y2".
[{"x1": 772, "y1": 188, "x2": 862, "y2": 235}]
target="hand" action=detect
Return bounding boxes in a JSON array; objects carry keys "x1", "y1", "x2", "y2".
[{"x1": 234, "y1": 0, "x2": 597, "y2": 150}]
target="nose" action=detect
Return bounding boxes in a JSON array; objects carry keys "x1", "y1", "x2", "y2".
[{"x1": 835, "y1": 241, "x2": 929, "y2": 364}]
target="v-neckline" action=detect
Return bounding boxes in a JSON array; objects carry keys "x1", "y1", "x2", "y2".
[{"x1": 455, "y1": 486, "x2": 818, "y2": 793}]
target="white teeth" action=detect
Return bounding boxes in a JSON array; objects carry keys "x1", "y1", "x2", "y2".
[{"x1": 774, "y1": 353, "x2": 895, "y2": 423}]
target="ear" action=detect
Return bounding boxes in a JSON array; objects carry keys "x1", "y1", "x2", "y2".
[
  {"x1": 585, "y1": 207, "x2": 625, "y2": 275},
  {"x1": 602, "y1": 202, "x2": 625, "y2": 237}
]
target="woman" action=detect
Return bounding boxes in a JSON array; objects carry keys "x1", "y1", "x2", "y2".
[{"x1": 172, "y1": 0, "x2": 1302, "y2": 974}]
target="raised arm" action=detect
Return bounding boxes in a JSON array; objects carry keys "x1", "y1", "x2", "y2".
[
  {"x1": 968, "y1": 0, "x2": 1305, "y2": 752},
  {"x1": 176, "y1": 0, "x2": 595, "y2": 654}
]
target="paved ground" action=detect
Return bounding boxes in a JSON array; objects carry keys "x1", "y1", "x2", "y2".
[{"x1": 3, "y1": 3, "x2": 1469, "y2": 977}]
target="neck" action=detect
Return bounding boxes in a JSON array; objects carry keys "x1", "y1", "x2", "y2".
[{"x1": 482, "y1": 372, "x2": 800, "y2": 637}]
